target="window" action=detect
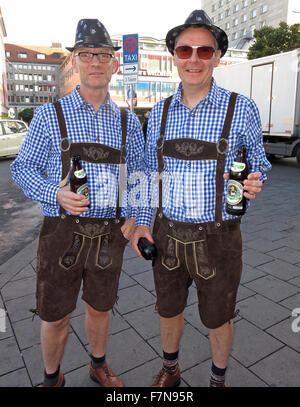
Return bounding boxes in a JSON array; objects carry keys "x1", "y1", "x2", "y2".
[
  {"x1": 225, "y1": 22, "x2": 230, "y2": 29},
  {"x1": 219, "y1": 0, "x2": 224, "y2": 6},
  {"x1": 18, "y1": 52, "x2": 27, "y2": 58},
  {"x1": 260, "y1": 20, "x2": 266, "y2": 27},
  {"x1": 225, "y1": 9, "x2": 230, "y2": 16},
  {"x1": 250, "y1": 25, "x2": 256, "y2": 36},
  {"x1": 251, "y1": 9, "x2": 257, "y2": 18},
  {"x1": 242, "y1": 28, "x2": 247, "y2": 36},
  {"x1": 242, "y1": 14, "x2": 247, "y2": 22},
  {"x1": 6, "y1": 51, "x2": 10, "y2": 57},
  {"x1": 261, "y1": 5, "x2": 268, "y2": 13},
  {"x1": 251, "y1": 0, "x2": 257, "y2": 3},
  {"x1": 219, "y1": 13, "x2": 224, "y2": 20},
  {"x1": 233, "y1": 18, "x2": 238, "y2": 26},
  {"x1": 243, "y1": 0, "x2": 248, "y2": 6},
  {"x1": 212, "y1": 4, "x2": 217, "y2": 11},
  {"x1": 234, "y1": 4, "x2": 239, "y2": 12},
  {"x1": 37, "y1": 54, "x2": 45, "y2": 59}
]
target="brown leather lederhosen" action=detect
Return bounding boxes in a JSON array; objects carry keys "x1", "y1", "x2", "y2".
[
  {"x1": 35, "y1": 103, "x2": 129, "y2": 322},
  {"x1": 152, "y1": 93, "x2": 243, "y2": 329}
]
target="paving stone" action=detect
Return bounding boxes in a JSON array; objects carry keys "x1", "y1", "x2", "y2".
[
  {"x1": 250, "y1": 347, "x2": 300, "y2": 387},
  {"x1": 237, "y1": 294, "x2": 288, "y2": 329},
  {"x1": 243, "y1": 238, "x2": 285, "y2": 253},
  {"x1": 0, "y1": 337, "x2": 24, "y2": 376},
  {"x1": 118, "y1": 271, "x2": 138, "y2": 290},
  {"x1": 13, "y1": 317, "x2": 41, "y2": 350},
  {"x1": 116, "y1": 284, "x2": 156, "y2": 314},
  {"x1": 242, "y1": 249, "x2": 274, "y2": 267},
  {"x1": 0, "y1": 368, "x2": 32, "y2": 387},
  {"x1": 23, "y1": 333, "x2": 90, "y2": 386},
  {"x1": 5, "y1": 293, "x2": 36, "y2": 322},
  {"x1": 1, "y1": 277, "x2": 36, "y2": 301},
  {"x1": 148, "y1": 324, "x2": 211, "y2": 371},
  {"x1": 123, "y1": 304, "x2": 160, "y2": 340},
  {"x1": 131, "y1": 270, "x2": 155, "y2": 292},
  {"x1": 289, "y1": 275, "x2": 300, "y2": 288},
  {"x1": 182, "y1": 357, "x2": 267, "y2": 387},
  {"x1": 122, "y1": 257, "x2": 153, "y2": 276},
  {"x1": 231, "y1": 319, "x2": 283, "y2": 367},
  {"x1": 119, "y1": 357, "x2": 162, "y2": 387},
  {"x1": 266, "y1": 317, "x2": 300, "y2": 353},
  {"x1": 279, "y1": 293, "x2": 300, "y2": 311},
  {"x1": 236, "y1": 284, "x2": 256, "y2": 302},
  {"x1": 10, "y1": 264, "x2": 36, "y2": 281},
  {"x1": 240, "y1": 264, "x2": 266, "y2": 284},
  {"x1": 104, "y1": 328, "x2": 157, "y2": 375},
  {"x1": 257, "y1": 259, "x2": 300, "y2": 281},
  {"x1": 248, "y1": 229, "x2": 289, "y2": 243},
  {"x1": 273, "y1": 237, "x2": 300, "y2": 251},
  {"x1": 244, "y1": 275, "x2": 299, "y2": 302},
  {"x1": 63, "y1": 363, "x2": 98, "y2": 387},
  {"x1": 123, "y1": 245, "x2": 138, "y2": 260},
  {"x1": 267, "y1": 247, "x2": 300, "y2": 265}
]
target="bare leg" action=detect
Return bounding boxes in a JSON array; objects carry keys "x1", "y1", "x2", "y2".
[
  {"x1": 160, "y1": 312, "x2": 184, "y2": 353},
  {"x1": 85, "y1": 303, "x2": 111, "y2": 357},
  {"x1": 209, "y1": 320, "x2": 234, "y2": 369},
  {"x1": 40, "y1": 313, "x2": 71, "y2": 374}
]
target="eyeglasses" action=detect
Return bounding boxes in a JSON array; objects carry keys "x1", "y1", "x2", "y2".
[
  {"x1": 75, "y1": 52, "x2": 115, "y2": 63},
  {"x1": 175, "y1": 45, "x2": 216, "y2": 60}
]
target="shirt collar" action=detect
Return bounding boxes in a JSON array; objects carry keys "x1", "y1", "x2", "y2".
[
  {"x1": 70, "y1": 85, "x2": 119, "y2": 117},
  {"x1": 171, "y1": 77, "x2": 220, "y2": 109}
]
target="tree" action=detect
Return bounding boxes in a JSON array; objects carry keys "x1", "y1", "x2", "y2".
[
  {"x1": 18, "y1": 108, "x2": 34, "y2": 124},
  {"x1": 247, "y1": 22, "x2": 300, "y2": 60}
]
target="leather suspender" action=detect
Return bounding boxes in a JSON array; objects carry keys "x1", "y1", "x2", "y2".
[
  {"x1": 53, "y1": 101, "x2": 127, "y2": 219},
  {"x1": 156, "y1": 92, "x2": 238, "y2": 224}
]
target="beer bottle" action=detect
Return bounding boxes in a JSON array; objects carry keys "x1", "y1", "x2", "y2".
[
  {"x1": 69, "y1": 155, "x2": 89, "y2": 202},
  {"x1": 226, "y1": 146, "x2": 249, "y2": 216}
]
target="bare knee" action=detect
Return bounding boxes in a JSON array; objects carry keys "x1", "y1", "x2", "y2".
[
  {"x1": 42, "y1": 313, "x2": 71, "y2": 331},
  {"x1": 86, "y1": 303, "x2": 111, "y2": 319}
]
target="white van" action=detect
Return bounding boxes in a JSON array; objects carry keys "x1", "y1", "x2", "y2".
[{"x1": 0, "y1": 119, "x2": 28, "y2": 157}]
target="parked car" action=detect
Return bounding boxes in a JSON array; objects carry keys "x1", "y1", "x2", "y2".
[{"x1": 0, "y1": 119, "x2": 28, "y2": 157}]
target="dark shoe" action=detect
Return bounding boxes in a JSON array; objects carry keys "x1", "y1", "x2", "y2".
[
  {"x1": 151, "y1": 367, "x2": 181, "y2": 387},
  {"x1": 89, "y1": 362, "x2": 124, "y2": 387},
  {"x1": 41, "y1": 371, "x2": 65, "y2": 387}
]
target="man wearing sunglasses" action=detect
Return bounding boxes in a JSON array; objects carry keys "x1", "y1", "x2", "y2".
[
  {"x1": 11, "y1": 19, "x2": 144, "y2": 387},
  {"x1": 132, "y1": 10, "x2": 271, "y2": 387}
]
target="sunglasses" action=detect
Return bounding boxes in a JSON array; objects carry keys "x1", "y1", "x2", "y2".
[{"x1": 175, "y1": 45, "x2": 216, "y2": 60}]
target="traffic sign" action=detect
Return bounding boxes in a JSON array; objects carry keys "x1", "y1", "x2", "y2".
[
  {"x1": 123, "y1": 34, "x2": 139, "y2": 64},
  {"x1": 124, "y1": 64, "x2": 138, "y2": 75},
  {"x1": 124, "y1": 75, "x2": 138, "y2": 84}
]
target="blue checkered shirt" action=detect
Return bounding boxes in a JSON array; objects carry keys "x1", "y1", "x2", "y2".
[
  {"x1": 11, "y1": 86, "x2": 145, "y2": 218},
  {"x1": 136, "y1": 79, "x2": 272, "y2": 227}
]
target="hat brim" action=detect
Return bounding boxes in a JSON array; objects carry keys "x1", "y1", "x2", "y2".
[
  {"x1": 166, "y1": 23, "x2": 228, "y2": 57},
  {"x1": 66, "y1": 44, "x2": 121, "y2": 52}
]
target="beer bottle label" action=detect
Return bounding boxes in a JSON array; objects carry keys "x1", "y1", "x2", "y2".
[
  {"x1": 226, "y1": 180, "x2": 243, "y2": 205},
  {"x1": 231, "y1": 161, "x2": 246, "y2": 173},
  {"x1": 74, "y1": 169, "x2": 86, "y2": 179},
  {"x1": 77, "y1": 183, "x2": 89, "y2": 200}
]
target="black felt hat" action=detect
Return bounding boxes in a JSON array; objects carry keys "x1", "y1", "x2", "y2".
[
  {"x1": 66, "y1": 19, "x2": 121, "y2": 52},
  {"x1": 166, "y1": 10, "x2": 228, "y2": 57}
]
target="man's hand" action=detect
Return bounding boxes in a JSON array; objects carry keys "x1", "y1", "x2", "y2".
[
  {"x1": 56, "y1": 186, "x2": 90, "y2": 215},
  {"x1": 223, "y1": 172, "x2": 263, "y2": 200},
  {"x1": 121, "y1": 218, "x2": 136, "y2": 240},
  {"x1": 131, "y1": 225, "x2": 154, "y2": 258}
]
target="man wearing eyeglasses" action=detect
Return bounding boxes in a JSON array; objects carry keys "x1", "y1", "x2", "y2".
[
  {"x1": 11, "y1": 19, "x2": 144, "y2": 387},
  {"x1": 132, "y1": 10, "x2": 271, "y2": 387}
]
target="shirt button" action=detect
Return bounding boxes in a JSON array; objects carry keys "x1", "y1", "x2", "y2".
[
  {"x1": 191, "y1": 113, "x2": 195, "y2": 117},
  {"x1": 104, "y1": 220, "x2": 109, "y2": 226},
  {"x1": 186, "y1": 163, "x2": 191, "y2": 168}
]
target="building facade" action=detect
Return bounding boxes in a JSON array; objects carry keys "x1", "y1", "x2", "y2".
[
  {"x1": 60, "y1": 35, "x2": 248, "y2": 119},
  {"x1": 0, "y1": 8, "x2": 8, "y2": 117},
  {"x1": 5, "y1": 43, "x2": 68, "y2": 117},
  {"x1": 202, "y1": 0, "x2": 300, "y2": 49}
]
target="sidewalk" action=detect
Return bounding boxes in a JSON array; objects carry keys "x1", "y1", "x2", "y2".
[{"x1": 0, "y1": 161, "x2": 300, "y2": 387}]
